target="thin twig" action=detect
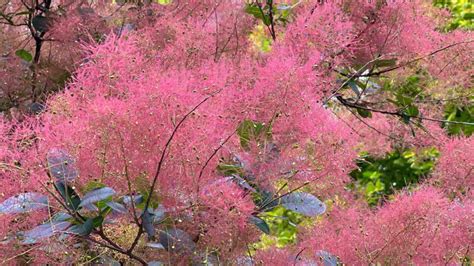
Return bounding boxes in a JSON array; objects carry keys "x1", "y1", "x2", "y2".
[
  {"x1": 196, "y1": 130, "x2": 236, "y2": 194},
  {"x1": 129, "y1": 90, "x2": 221, "y2": 253},
  {"x1": 337, "y1": 95, "x2": 474, "y2": 126}
]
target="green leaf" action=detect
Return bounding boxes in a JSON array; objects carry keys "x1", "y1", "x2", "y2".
[
  {"x1": 315, "y1": 250, "x2": 339, "y2": 266},
  {"x1": 249, "y1": 215, "x2": 270, "y2": 234},
  {"x1": 463, "y1": 13, "x2": 474, "y2": 20},
  {"x1": 15, "y1": 49, "x2": 32, "y2": 62},
  {"x1": 350, "y1": 147, "x2": 439, "y2": 206},
  {"x1": 0, "y1": 193, "x2": 48, "y2": 214},
  {"x1": 279, "y1": 192, "x2": 326, "y2": 217},
  {"x1": 356, "y1": 108, "x2": 372, "y2": 118},
  {"x1": 83, "y1": 181, "x2": 106, "y2": 193},
  {"x1": 443, "y1": 102, "x2": 474, "y2": 137},
  {"x1": 47, "y1": 149, "x2": 78, "y2": 182},
  {"x1": 373, "y1": 58, "x2": 397, "y2": 68},
  {"x1": 216, "y1": 162, "x2": 243, "y2": 176},
  {"x1": 244, "y1": 3, "x2": 272, "y2": 26},
  {"x1": 92, "y1": 215, "x2": 105, "y2": 228},
  {"x1": 55, "y1": 181, "x2": 81, "y2": 211},
  {"x1": 20, "y1": 221, "x2": 71, "y2": 245},
  {"x1": 105, "y1": 201, "x2": 127, "y2": 213},
  {"x1": 51, "y1": 212, "x2": 73, "y2": 222},
  {"x1": 253, "y1": 189, "x2": 275, "y2": 209},
  {"x1": 237, "y1": 119, "x2": 253, "y2": 150},
  {"x1": 237, "y1": 119, "x2": 273, "y2": 150},
  {"x1": 142, "y1": 209, "x2": 155, "y2": 239},
  {"x1": 79, "y1": 187, "x2": 115, "y2": 208},
  {"x1": 395, "y1": 94, "x2": 413, "y2": 107},
  {"x1": 134, "y1": 174, "x2": 159, "y2": 209},
  {"x1": 404, "y1": 105, "x2": 419, "y2": 117},
  {"x1": 68, "y1": 218, "x2": 94, "y2": 236},
  {"x1": 244, "y1": 4, "x2": 263, "y2": 18},
  {"x1": 157, "y1": 0, "x2": 172, "y2": 5},
  {"x1": 401, "y1": 114, "x2": 411, "y2": 124}
]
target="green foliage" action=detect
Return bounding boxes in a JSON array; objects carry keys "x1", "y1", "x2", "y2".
[
  {"x1": 249, "y1": 24, "x2": 273, "y2": 53},
  {"x1": 15, "y1": 49, "x2": 32, "y2": 62},
  {"x1": 216, "y1": 161, "x2": 244, "y2": 176},
  {"x1": 255, "y1": 206, "x2": 304, "y2": 248},
  {"x1": 249, "y1": 216, "x2": 270, "y2": 234},
  {"x1": 245, "y1": 3, "x2": 272, "y2": 26},
  {"x1": 224, "y1": 120, "x2": 327, "y2": 248},
  {"x1": 356, "y1": 107, "x2": 372, "y2": 118},
  {"x1": 156, "y1": 0, "x2": 172, "y2": 4},
  {"x1": 55, "y1": 181, "x2": 81, "y2": 211},
  {"x1": 133, "y1": 173, "x2": 159, "y2": 209},
  {"x1": 443, "y1": 100, "x2": 474, "y2": 136},
  {"x1": 69, "y1": 218, "x2": 94, "y2": 236},
  {"x1": 391, "y1": 75, "x2": 423, "y2": 123},
  {"x1": 461, "y1": 256, "x2": 472, "y2": 266},
  {"x1": 82, "y1": 180, "x2": 106, "y2": 193},
  {"x1": 237, "y1": 119, "x2": 273, "y2": 150},
  {"x1": 350, "y1": 148, "x2": 439, "y2": 205},
  {"x1": 244, "y1": 1, "x2": 294, "y2": 26},
  {"x1": 434, "y1": 0, "x2": 473, "y2": 30}
]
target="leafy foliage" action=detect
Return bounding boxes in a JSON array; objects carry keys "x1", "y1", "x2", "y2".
[
  {"x1": 14, "y1": 49, "x2": 32, "y2": 62},
  {"x1": 279, "y1": 192, "x2": 326, "y2": 217},
  {"x1": 434, "y1": 0, "x2": 474, "y2": 30},
  {"x1": 256, "y1": 206, "x2": 304, "y2": 247},
  {"x1": 443, "y1": 101, "x2": 474, "y2": 136},
  {"x1": 350, "y1": 148, "x2": 439, "y2": 205},
  {"x1": 0, "y1": 193, "x2": 48, "y2": 214}
]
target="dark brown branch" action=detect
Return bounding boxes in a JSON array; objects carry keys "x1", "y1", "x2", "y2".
[
  {"x1": 356, "y1": 40, "x2": 474, "y2": 78},
  {"x1": 336, "y1": 95, "x2": 474, "y2": 126},
  {"x1": 196, "y1": 130, "x2": 236, "y2": 194}
]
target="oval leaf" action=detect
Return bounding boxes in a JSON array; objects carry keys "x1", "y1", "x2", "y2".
[
  {"x1": 249, "y1": 215, "x2": 270, "y2": 234},
  {"x1": 106, "y1": 201, "x2": 127, "y2": 214},
  {"x1": 55, "y1": 181, "x2": 81, "y2": 211},
  {"x1": 142, "y1": 209, "x2": 155, "y2": 240},
  {"x1": 122, "y1": 194, "x2": 143, "y2": 206},
  {"x1": 51, "y1": 212, "x2": 72, "y2": 222},
  {"x1": 21, "y1": 221, "x2": 71, "y2": 245},
  {"x1": 230, "y1": 175, "x2": 257, "y2": 192},
  {"x1": 47, "y1": 148, "x2": 78, "y2": 182},
  {"x1": 67, "y1": 218, "x2": 93, "y2": 236},
  {"x1": 15, "y1": 49, "x2": 32, "y2": 62},
  {"x1": 79, "y1": 187, "x2": 115, "y2": 207},
  {"x1": 280, "y1": 192, "x2": 326, "y2": 217},
  {"x1": 152, "y1": 205, "x2": 166, "y2": 223},
  {"x1": 0, "y1": 193, "x2": 48, "y2": 214}
]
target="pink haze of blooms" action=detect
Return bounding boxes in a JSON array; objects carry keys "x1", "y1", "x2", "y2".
[{"x1": 0, "y1": 0, "x2": 472, "y2": 264}]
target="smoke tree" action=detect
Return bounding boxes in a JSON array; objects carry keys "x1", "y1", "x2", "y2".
[{"x1": 0, "y1": 0, "x2": 473, "y2": 264}]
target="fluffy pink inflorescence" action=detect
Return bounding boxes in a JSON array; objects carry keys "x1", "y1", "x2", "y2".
[
  {"x1": 0, "y1": 0, "x2": 473, "y2": 264},
  {"x1": 432, "y1": 137, "x2": 474, "y2": 198},
  {"x1": 300, "y1": 187, "x2": 474, "y2": 264}
]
